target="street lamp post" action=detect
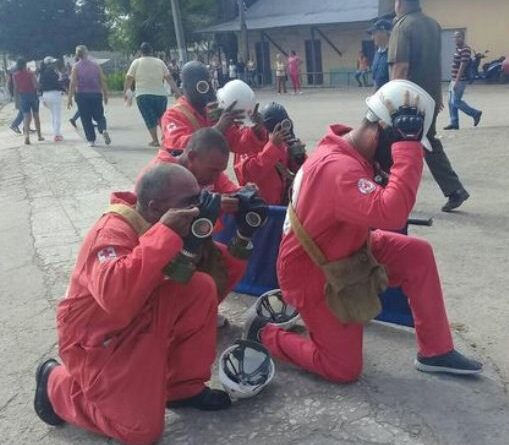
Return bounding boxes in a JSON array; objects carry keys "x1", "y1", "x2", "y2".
[
  {"x1": 238, "y1": 0, "x2": 248, "y2": 62},
  {"x1": 170, "y1": 0, "x2": 187, "y2": 63}
]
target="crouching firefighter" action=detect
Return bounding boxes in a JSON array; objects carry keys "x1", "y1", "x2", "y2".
[
  {"x1": 234, "y1": 102, "x2": 307, "y2": 205},
  {"x1": 161, "y1": 61, "x2": 266, "y2": 155},
  {"x1": 244, "y1": 80, "x2": 482, "y2": 381},
  {"x1": 138, "y1": 127, "x2": 268, "y2": 327},
  {"x1": 34, "y1": 165, "x2": 244, "y2": 445}
]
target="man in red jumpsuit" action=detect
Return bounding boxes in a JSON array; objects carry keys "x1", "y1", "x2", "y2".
[
  {"x1": 235, "y1": 102, "x2": 306, "y2": 205},
  {"x1": 161, "y1": 60, "x2": 266, "y2": 154},
  {"x1": 246, "y1": 81, "x2": 482, "y2": 380},
  {"x1": 34, "y1": 164, "x2": 232, "y2": 445},
  {"x1": 140, "y1": 127, "x2": 247, "y2": 310}
]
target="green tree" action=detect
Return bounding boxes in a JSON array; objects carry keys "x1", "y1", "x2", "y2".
[
  {"x1": 106, "y1": 0, "x2": 218, "y2": 53},
  {"x1": 0, "y1": 0, "x2": 109, "y2": 59}
]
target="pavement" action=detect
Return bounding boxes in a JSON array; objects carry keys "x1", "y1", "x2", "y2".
[{"x1": 0, "y1": 85, "x2": 508, "y2": 445}]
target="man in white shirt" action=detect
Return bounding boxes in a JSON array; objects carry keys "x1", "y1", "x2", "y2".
[{"x1": 125, "y1": 42, "x2": 181, "y2": 147}]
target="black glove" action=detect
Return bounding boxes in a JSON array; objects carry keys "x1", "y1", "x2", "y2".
[
  {"x1": 391, "y1": 104, "x2": 425, "y2": 141},
  {"x1": 288, "y1": 139, "x2": 306, "y2": 166},
  {"x1": 234, "y1": 187, "x2": 268, "y2": 239},
  {"x1": 182, "y1": 191, "x2": 221, "y2": 255}
]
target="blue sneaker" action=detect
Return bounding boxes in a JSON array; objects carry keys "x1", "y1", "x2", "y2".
[{"x1": 415, "y1": 349, "x2": 483, "y2": 375}]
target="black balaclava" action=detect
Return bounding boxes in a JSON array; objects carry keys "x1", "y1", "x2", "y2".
[{"x1": 181, "y1": 61, "x2": 216, "y2": 109}]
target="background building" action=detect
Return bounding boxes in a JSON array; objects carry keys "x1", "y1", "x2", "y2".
[{"x1": 203, "y1": 0, "x2": 509, "y2": 86}]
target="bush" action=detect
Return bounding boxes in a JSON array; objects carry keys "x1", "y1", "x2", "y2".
[{"x1": 106, "y1": 72, "x2": 125, "y2": 91}]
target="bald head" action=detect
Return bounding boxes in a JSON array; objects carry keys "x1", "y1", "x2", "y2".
[
  {"x1": 180, "y1": 128, "x2": 230, "y2": 186},
  {"x1": 136, "y1": 164, "x2": 200, "y2": 222}
]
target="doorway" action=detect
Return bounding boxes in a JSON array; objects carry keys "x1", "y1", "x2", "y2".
[
  {"x1": 255, "y1": 41, "x2": 271, "y2": 85},
  {"x1": 305, "y1": 39, "x2": 323, "y2": 85}
]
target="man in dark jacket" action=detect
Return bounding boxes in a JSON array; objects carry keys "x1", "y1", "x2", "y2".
[{"x1": 388, "y1": 0, "x2": 470, "y2": 212}]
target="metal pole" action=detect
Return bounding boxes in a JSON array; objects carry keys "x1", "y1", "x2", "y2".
[
  {"x1": 238, "y1": 0, "x2": 249, "y2": 62},
  {"x1": 170, "y1": 0, "x2": 187, "y2": 63}
]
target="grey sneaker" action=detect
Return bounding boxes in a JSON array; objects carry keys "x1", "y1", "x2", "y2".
[
  {"x1": 102, "y1": 131, "x2": 111, "y2": 145},
  {"x1": 415, "y1": 349, "x2": 483, "y2": 375}
]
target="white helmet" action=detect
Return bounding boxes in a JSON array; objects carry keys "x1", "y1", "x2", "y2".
[
  {"x1": 219, "y1": 340, "x2": 275, "y2": 399},
  {"x1": 365, "y1": 79, "x2": 436, "y2": 151},
  {"x1": 246, "y1": 289, "x2": 301, "y2": 330},
  {"x1": 217, "y1": 79, "x2": 256, "y2": 126}
]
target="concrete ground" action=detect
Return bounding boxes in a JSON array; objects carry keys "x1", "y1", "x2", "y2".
[{"x1": 0, "y1": 84, "x2": 508, "y2": 445}]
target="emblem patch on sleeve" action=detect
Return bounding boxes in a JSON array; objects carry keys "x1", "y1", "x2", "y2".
[
  {"x1": 97, "y1": 247, "x2": 117, "y2": 263},
  {"x1": 166, "y1": 122, "x2": 177, "y2": 133},
  {"x1": 357, "y1": 178, "x2": 377, "y2": 195}
]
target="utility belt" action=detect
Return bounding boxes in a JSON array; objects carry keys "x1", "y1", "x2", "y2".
[
  {"x1": 105, "y1": 204, "x2": 228, "y2": 295},
  {"x1": 288, "y1": 204, "x2": 388, "y2": 323}
]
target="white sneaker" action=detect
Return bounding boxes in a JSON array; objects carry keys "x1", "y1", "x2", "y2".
[{"x1": 87, "y1": 141, "x2": 96, "y2": 147}]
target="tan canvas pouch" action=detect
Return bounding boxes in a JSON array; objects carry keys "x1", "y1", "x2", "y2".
[
  {"x1": 288, "y1": 204, "x2": 387, "y2": 323},
  {"x1": 196, "y1": 238, "x2": 229, "y2": 297}
]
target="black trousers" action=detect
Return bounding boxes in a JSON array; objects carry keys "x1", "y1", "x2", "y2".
[
  {"x1": 425, "y1": 112, "x2": 465, "y2": 197},
  {"x1": 75, "y1": 92, "x2": 107, "y2": 142}
]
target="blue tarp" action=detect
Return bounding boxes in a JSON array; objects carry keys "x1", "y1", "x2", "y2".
[{"x1": 214, "y1": 206, "x2": 414, "y2": 328}]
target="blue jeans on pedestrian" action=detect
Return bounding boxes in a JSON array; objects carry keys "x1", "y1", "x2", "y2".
[{"x1": 448, "y1": 81, "x2": 480, "y2": 127}]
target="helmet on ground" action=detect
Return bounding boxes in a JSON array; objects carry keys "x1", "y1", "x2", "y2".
[
  {"x1": 219, "y1": 340, "x2": 275, "y2": 399},
  {"x1": 365, "y1": 79, "x2": 436, "y2": 151},
  {"x1": 216, "y1": 79, "x2": 256, "y2": 125},
  {"x1": 249, "y1": 289, "x2": 300, "y2": 330}
]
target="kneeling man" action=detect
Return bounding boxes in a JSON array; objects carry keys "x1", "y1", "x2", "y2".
[
  {"x1": 35, "y1": 165, "x2": 231, "y2": 445},
  {"x1": 246, "y1": 80, "x2": 482, "y2": 381}
]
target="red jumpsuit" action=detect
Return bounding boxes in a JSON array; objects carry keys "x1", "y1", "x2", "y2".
[
  {"x1": 138, "y1": 150, "x2": 246, "y2": 302},
  {"x1": 48, "y1": 192, "x2": 218, "y2": 445},
  {"x1": 161, "y1": 96, "x2": 266, "y2": 153},
  {"x1": 234, "y1": 140, "x2": 299, "y2": 205},
  {"x1": 262, "y1": 125, "x2": 454, "y2": 382}
]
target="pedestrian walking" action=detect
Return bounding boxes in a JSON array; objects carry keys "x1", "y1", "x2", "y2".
[
  {"x1": 7, "y1": 66, "x2": 24, "y2": 134},
  {"x1": 228, "y1": 59, "x2": 237, "y2": 80},
  {"x1": 247, "y1": 56, "x2": 257, "y2": 87},
  {"x1": 444, "y1": 31, "x2": 483, "y2": 130},
  {"x1": 275, "y1": 54, "x2": 287, "y2": 94},
  {"x1": 369, "y1": 19, "x2": 392, "y2": 91},
  {"x1": 12, "y1": 58, "x2": 44, "y2": 145},
  {"x1": 287, "y1": 50, "x2": 303, "y2": 94},
  {"x1": 237, "y1": 57, "x2": 246, "y2": 82},
  {"x1": 67, "y1": 45, "x2": 110, "y2": 147},
  {"x1": 40, "y1": 56, "x2": 65, "y2": 142},
  {"x1": 355, "y1": 51, "x2": 370, "y2": 87},
  {"x1": 388, "y1": 0, "x2": 470, "y2": 212},
  {"x1": 125, "y1": 42, "x2": 181, "y2": 147}
]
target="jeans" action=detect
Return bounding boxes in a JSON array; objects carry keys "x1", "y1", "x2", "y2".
[
  {"x1": 42, "y1": 91, "x2": 63, "y2": 137},
  {"x1": 448, "y1": 81, "x2": 480, "y2": 127},
  {"x1": 75, "y1": 92, "x2": 107, "y2": 142},
  {"x1": 11, "y1": 109, "x2": 23, "y2": 128}
]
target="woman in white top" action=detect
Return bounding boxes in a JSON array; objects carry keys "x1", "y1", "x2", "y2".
[{"x1": 124, "y1": 42, "x2": 181, "y2": 147}]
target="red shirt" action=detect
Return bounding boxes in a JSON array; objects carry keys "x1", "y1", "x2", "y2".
[
  {"x1": 56, "y1": 191, "x2": 183, "y2": 376},
  {"x1": 13, "y1": 69, "x2": 36, "y2": 94},
  {"x1": 234, "y1": 140, "x2": 297, "y2": 205},
  {"x1": 161, "y1": 97, "x2": 267, "y2": 154},
  {"x1": 279, "y1": 125, "x2": 424, "y2": 269}
]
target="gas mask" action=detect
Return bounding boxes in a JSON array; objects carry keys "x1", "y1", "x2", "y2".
[
  {"x1": 260, "y1": 102, "x2": 306, "y2": 166},
  {"x1": 181, "y1": 61, "x2": 216, "y2": 108}
]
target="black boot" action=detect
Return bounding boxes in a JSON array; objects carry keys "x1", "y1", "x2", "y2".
[
  {"x1": 442, "y1": 188, "x2": 470, "y2": 212},
  {"x1": 34, "y1": 359, "x2": 65, "y2": 426},
  {"x1": 167, "y1": 387, "x2": 231, "y2": 411}
]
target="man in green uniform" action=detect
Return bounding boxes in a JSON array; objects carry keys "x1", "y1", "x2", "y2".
[{"x1": 388, "y1": 0, "x2": 470, "y2": 212}]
